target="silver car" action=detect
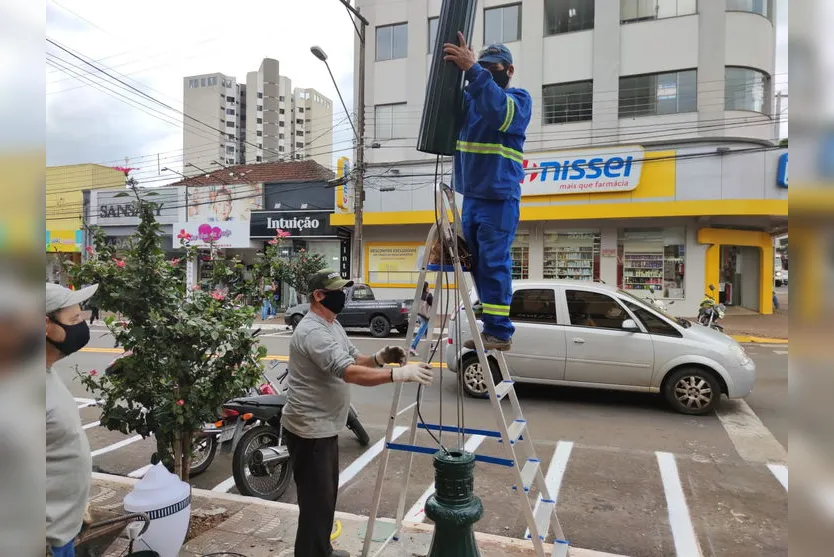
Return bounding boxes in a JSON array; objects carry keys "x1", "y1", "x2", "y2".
[{"x1": 446, "y1": 280, "x2": 755, "y2": 415}]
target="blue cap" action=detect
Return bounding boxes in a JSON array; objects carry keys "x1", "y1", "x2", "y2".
[{"x1": 478, "y1": 44, "x2": 513, "y2": 66}]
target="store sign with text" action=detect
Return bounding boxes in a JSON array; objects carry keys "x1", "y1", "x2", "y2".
[
  {"x1": 777, "y1": 152, "x2": 788, "y2": 188},
  {"x1": 249, "y1": 210, "x2": 336, "y2": 239},
  {"x1": 521, "y1": 146, "x2": 645, "y2": 196},
  {"x1": 174, "y1": 221, "x2": 250, "y2": 249},
  {"x1": 90, "y1": 187, "x2": 185, "y2": 226}
]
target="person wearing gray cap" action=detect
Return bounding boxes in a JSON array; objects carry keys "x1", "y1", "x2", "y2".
[
  {"x1": 281, "y1": 269, "x2": 433, "y2": 557},
  {"x1": 45, "y1": 282, "x2": 98, "y2": 557}
]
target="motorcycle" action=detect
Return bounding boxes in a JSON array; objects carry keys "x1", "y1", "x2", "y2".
[
  {"x1": 646, "y1": 286, "x2": 674, "y2": 312},
  {"x1": 697, "y1": 284, "x2": 726, "y2": 331},
  {"x1": 222, "y1": 365, "x2": 369, "y2": 501}
]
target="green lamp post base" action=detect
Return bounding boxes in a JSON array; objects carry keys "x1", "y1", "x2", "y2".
[{"x1": 425, "y1": 449, "x2": 484, "y2": 557}]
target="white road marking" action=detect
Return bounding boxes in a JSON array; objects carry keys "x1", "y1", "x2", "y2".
[
  {"x1": 767, "y1": 463, "x2": 788, "y2": 491},
  {"x1": 75, "y1": 397, "x2": 97, "y2": 409},
  {"x1": 773, "y1": 350, "x2": 788, "y2": 355},
  {"x1": 128, "y1": 464, "x2": 153, "y2": 479},
  {"x1": 656, "y1": 451, "x2": 703, "y2": 557},
  {"x1": 82, "y1": 421, "x2": 101, "y2": 430},
  {"x1": 339, "y1": 426, "x2": 408, "y2": 489},
  {"x1": 91, "y1": 435, "x2": 143, "y2": 457},
  {"x1": 212, "y1": 476, "x2": 237, "y2": 493},
  {"x1": 716, "y1": 400, "x2": 787, "y2": 463},
  {"x1": 404, "y1": 434, "x2": 486, "y2": 523},
  {"x1": 525, "y1": 441, "x2": 573, "y2": 539}
]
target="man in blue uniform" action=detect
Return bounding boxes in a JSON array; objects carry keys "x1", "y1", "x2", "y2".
[{"x1": 443, "y1": 34, "x2": 531, "y2": 351}]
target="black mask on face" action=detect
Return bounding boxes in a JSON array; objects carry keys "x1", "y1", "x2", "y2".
[
  {"x1": 481, "y1": 62, "x2": 510, "y2": 89},
  {"x1": 47, "y1": 318, "x2": 91, "y2": 356},
  {"x1": 319, "y1": 290, "x2": 346, "y2": 315}
]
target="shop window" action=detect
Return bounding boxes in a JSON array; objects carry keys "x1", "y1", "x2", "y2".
[
  {"x1": 725, "y1": 67, "x2": 769, "y2": 113},
  {"x1": 510, "y1": 288, "x2": 557, "y2": 323},
  {"x1": 565, "y1": 290, "x2": 629, "y2": 330},
  {"x1": 726, "y1": 0, "x2": 768, "y2": 18},
  {"x1": 511, "y1": 231, "x2": 530, "y2": 279},
  {"x1": 543, "y1": 80, "x2": 593, "y2": 124},
  {"x1": 620, "y1": 0, "x2": 697, "y2": 23},
  {"x1": 619, "y1": 70, "x2": 697, "y2": 118},
  {"x1": 428, "y1": 17, "x2": 439, "y2": 53},
  {"x1": 376, "y1": 23, "x2": 408, "y2": 61},
  {"x1": 618, "y1": 227, "x2": 685, "y2": 298},
  {"x1": 543, "y1": 231, "x2": 600, "y2": 281},
  {"x1": 484, "y1": 4, "x2": 521, "y2": 44},
  {"x1": 623, "y1": 301, "x2": 682, "y2": 337},
  {"x1": 545, "y1": 0, "x2": 595, "y2": 35}
]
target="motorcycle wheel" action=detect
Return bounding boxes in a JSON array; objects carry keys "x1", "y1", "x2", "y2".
[
  {"x1": 189, "y1": 434, "x2": 218, "y2": 477},
  {"x1": 346, "y1": 411, "x2": 370, "y2": 446},
  {"x1": 232, "y1": 424, "x2": 292, "y2": 501}
]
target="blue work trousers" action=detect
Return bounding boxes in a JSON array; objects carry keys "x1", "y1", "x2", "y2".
[{"x1": 461, "y1": 197, "x2": 519, "y2": 341}]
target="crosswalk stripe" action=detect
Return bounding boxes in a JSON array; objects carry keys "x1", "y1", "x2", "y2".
[
  {"x1": 404, "y1": 434, "x2": 486, "y2": 523},
  {"x1": 773, "y1": 350, "x2": 788, "y2": 355},
  {"x1": 128, "y1": 464, "x2": 153, "y2": 479},
  {"x1": 339, "y1": 426, "x2": 408, "y2": 490},
  {"x1": 716, "y1": 400, "x2": 787, "y2": 463},
  {"x1": 657, "y1": 451, "x2": 703, "y2": 557},
  {"x1": 91, "y1": 435, "x2": 143, "y2": 458},
  {"x1": 212, "y1": 476, "x2": 237, "y2": 493},
  {"x1": 525, "y1": 441, "x2": 573, "y2": 539},
  {"x1": 82, "y1": 421, "x2": 100, "y2": 430},
  {"x1": 767, "y1": 463, "x2": 788, "y2": 491}
]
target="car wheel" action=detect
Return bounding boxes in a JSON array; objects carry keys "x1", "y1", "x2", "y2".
[
  {"x1": 775, "y1": 280, "x2": 782, "y2": 287},
  {"x1": 290, "y1": 314, "x2": 302, "y2": 330},
  {"x1": 663, "y1": 367, "x2": 722, "y2": 415},
  {"x1": 460, "y1": 353, "x2": 501, "y2": 399},
  {"x1": 369, "y1": 315, "x2": 391, "y2": 338}
]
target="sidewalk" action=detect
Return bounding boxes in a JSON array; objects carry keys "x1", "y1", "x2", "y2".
[
  {"x1": 721, "y1": 312, "x2": 788, "y2": 342},
  {"x1": 90, "y1": 473, "x2": 626, "y2": 557}
]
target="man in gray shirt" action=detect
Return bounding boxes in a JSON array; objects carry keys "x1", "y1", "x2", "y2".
[
  {"x1": 45, "y1": 282, "x2": 98, "y2": 557},
  {"x1": 282, "y1": 270, "x2": 432, "y2": 557}
]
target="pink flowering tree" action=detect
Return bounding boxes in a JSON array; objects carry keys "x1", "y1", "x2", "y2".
[
  {"x1": 256, "y1": 229, "x2": 327, "y2": 305},
  {"x1": 64, "y1": 198, "x2": 266, "y2": 482}
]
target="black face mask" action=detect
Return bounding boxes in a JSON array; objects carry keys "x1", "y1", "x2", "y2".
[
  {"x1": 319, "y1": 290, "x2": 346, "y2": 315},
  {"x1": 47, "y1": 318, "x2": 91, "y2": 356},
  {"x1": 481, "y1": 63, "x2": 510, "y2": 89}
]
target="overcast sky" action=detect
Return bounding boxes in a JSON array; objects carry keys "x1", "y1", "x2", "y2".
[{"x1": 45, "y1": 0, "x2": 788, "y2": 187}]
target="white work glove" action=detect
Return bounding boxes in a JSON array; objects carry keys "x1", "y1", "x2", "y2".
[
  {"x1": 392, "y1": 363, "x2": 433, "y2": 386},
  {"x1": 375, "y1": 345, "x2": 407, "y2": 366}
]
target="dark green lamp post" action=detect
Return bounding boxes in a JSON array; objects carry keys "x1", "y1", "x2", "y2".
[{"x1": 425, "y1": 449, "x2": 483, "y2": 556}]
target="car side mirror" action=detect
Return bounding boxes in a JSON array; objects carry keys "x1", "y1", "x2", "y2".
[{"x1": 622, "y1": 319, "x2": 639, "y2": 331}]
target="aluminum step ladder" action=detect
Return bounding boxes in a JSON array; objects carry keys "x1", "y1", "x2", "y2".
[{"x1": 360, "y1": 182, "x2": 569, "y2": 557}]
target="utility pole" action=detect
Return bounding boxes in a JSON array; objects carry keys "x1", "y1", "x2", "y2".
[{"x1": 337, "y1": 0, "x2": 368, "y2": 280}]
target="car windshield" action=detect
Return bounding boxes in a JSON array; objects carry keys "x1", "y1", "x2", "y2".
[{"x1": 616, "y1": 289, "x2": 691, "y2": 328}]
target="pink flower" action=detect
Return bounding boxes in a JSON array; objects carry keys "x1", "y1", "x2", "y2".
[
  {"x1": 89, "y1": 369, "x2": 98, "y2": 376},
  {"x1": 176, "y1": 399, "x2": 185, "y2": 406},
  {"x1": 170, "y1": 258, "x2": 180, "y2": 265},
  {"x1": 85, "y1": 246, "x2": 95, "y2": 255},
  {"x1": 191, "y1": 284, "x2": 201, "y2": 291},
  {"x1": 211, "y1": 289, "x2": 225, "y2": 301},
  {"x1": 268, "y1": 238, "x2": 278, "y2": 246},
  {"x1": 299, "y1": 248, "x2": 306, "y2": 253},
  {"x1": 177, "y1": 229, "x2": 191, "y2": 240},
  {"x1": 112, "y1": 258, "x2": 126, "y2": 268},
  {"x1": 275, "y1": 229, "x2": 291, "y2": 239}
]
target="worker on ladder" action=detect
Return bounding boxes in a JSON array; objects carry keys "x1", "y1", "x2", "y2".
[{"x1": 442, "y1": 35, "x2": 531, "y2": 351}]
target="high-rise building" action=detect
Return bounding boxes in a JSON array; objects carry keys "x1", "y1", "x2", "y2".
[{"x1": 182, "y1": 58, "x2": 333, "y2": 173}]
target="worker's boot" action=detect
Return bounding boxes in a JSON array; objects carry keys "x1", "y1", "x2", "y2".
[{"x1": 464, "y1": 333, "x2": 512, "y2": 351}]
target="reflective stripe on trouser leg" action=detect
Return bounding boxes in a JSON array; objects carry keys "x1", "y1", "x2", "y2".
[{"x1": 461, "y1": 197, "x2": 519, "y2": 341}]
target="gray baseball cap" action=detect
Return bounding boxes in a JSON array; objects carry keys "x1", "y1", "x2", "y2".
[{"x1": 46, "y1": 282, "x2": 98, "y2": 314}]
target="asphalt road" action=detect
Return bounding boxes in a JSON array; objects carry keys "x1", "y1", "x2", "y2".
[{"x1": 59, "y1": 328, "x2": 788, "y2": 557}]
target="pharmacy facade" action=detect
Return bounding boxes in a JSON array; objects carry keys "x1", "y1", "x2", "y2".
[{"x1": 332, "y1": 141, "x2": 788, "y2": 316}]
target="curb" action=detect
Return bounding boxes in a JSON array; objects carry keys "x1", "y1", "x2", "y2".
[
  {"x1": 730, "y1": 335, "x2": 789, "y2": 344},
  {"x1": 91, "y1": 472, "x2": 629, "y2": 557}
]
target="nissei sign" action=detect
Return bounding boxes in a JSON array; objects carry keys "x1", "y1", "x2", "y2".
[
  {"x1": 250, "y1": 210, "x2": 336, "y2": 239},
  {"x1": 777, "y1": 152, "x2": 788, "y2": 188},
  {"x1": 521, "y1": 146, "x2": 645, "y2": 196}
]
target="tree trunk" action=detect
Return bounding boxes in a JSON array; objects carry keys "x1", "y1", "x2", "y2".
[
  {"x1": 173, "y1": 430, "x2": 183, "y2": 480},
  {"x1": 181, "y1": 431, "x2": 193, "y2": 484}
]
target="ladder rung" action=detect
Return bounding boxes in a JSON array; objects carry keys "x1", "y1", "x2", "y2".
[
  {"x1": 506, "y1": 419, "x2": 527, "y2": 444},
  {"x1": 527, "y1": 499, "x2": 555, "y2": 540},
  {"x1": 494, "y1": 379, "x2": 514, "y2": 400},
  {"x1": 512, "y1": 458, "x2": 540, "y2": 492},
  {"x1": 396, "y1": 401, "x2": 417, "y2": 417},
  {"x1": 417, "y1": 422, "x2": 502, "y2": 438}
]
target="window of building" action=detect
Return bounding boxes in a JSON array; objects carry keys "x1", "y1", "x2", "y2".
[
  {"x1": 299, "y1": 107, "x2": 305, "y2": 113},
  {"x1": 279, "y1": 133, "x2": 284, "y2": 139},
  {"x1": 428, "y1": 17, "x2": 439, "y2": 53},
  {"x1": 509, "y1": 289, "x2": 557, "y2": 324},
  {"x1": 188, "y1": 79, "x2": 199, "y2": 88},
  {"x1": 279, "y1": 95, "x2": 285, "y2": 102},
  {"x1": 258, "y1": 143, "x2": 262, "y2": 149},
  {"x1": 256, "y1": 130, "x2": 263, "y2": 137},
  {"x1": 726, "y1": 0, "x2": 768, "y2": 18},
  {"x1": 621, "y1": 0, "x2": 697, "y2": 23},
  {"x1": 208, "y1": 77, "x2": 217, "y2": 86},
  {"x1": 544, "y1": 231, "x2": 600, "y2": 281},
  {"x1": 257, "y1": 105, "x2": 263, "y2": 112},
  {"x1": 374, "y1": 103, "x2": 409, "y2": 140},
  {"x1": 258, "y1": 92, "x2": 263, "y2": 99},
  {"x1": 296, "y1": 130, "x2": 304, "y2": 137},
  {"x1": 256, "y1": 156, "x2": 263, "y2": 162},
  {"x1": 542, "y1": 80, "x2": 593, "y2": 124},
  {"x1": 725, "y1": 67, "x2": 769, "y2": 113},
  {"x1": 201, "y1": 77, "x2": 207, "y2": 87},
  {"x1": 279, "y1": 108, "x2": 285, "y2": 115},
  {"x1": 225, "y1": 146, "x2": 235, "y2": 155},
  {"x1": 565, "y1": 290, "x2": 629, "y2": 330},
  {"x1": 225, "y1": 121, "x2": 235, "y2": 128},
  {"x1": 296, "y1": 142, "x2": 304, "y2": 148},
  {"x1": 296, "y1": 118, "x2": 304, "y2": 125},
  {"x1": 279, "y1": 146, "x2": 285, "y2": 152},
  {"x1": 544, "y1": 0, "x2": 595, "y2": 35},
  {"x1": 296, "y1": 154, "x2": 303, "y2": 159},
  {"x1": 484, "y1": 4, "x2": 522, "y2": 44},
  {"x1": 376, "y1": 22, "x2": 408, "y2": 61},
  {"x1": 279, "y1": 121, "x2": 285, "y2": 127},
  {"x1": 619, "y1": 69, "x2": 697, "y2": 118},
  {"x1": 226, "y1": 108, "x2": 235, "y2": 115},
  {"x1": 257, "y1": 118, "x2": 263, "y2": 124},
  {"x1": 617, "y1": 227, "x2": 686, "y2": 298},
  {"x1": 623, "y1": 301, "x2": 682, "y2": 337},
  {"x1": 226, "y1": 95, "x2": 235, "y2": 102},
  {"x1": 511, "y1": 231, "x2": 530, "y2": 279},
  {"x1": 227, "y1": 133, "x2": 235, "y2": 140}
]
